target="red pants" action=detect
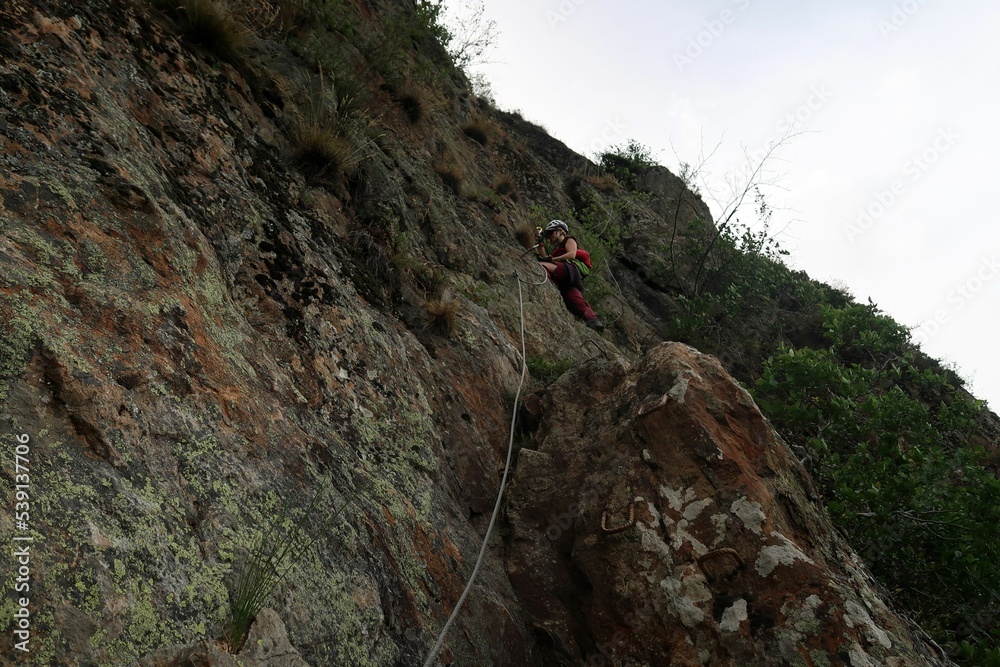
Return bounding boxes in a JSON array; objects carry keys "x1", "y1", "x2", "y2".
[{"x1": 552, "y1": 263, "x2": 596, "y2": 321}]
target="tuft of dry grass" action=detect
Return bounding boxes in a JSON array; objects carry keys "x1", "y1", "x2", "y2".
[
  {"x1": 425, "y1": 292, "x2": 461, "y2": 336},
  {"x1": 285, "y1": 71, "x2": 364, "y2": 179},
  {"x1": 155, "y1": 0, "x2": 252, "y2": 62},
  {"x1": 394, "y1": 84, "x2": 426, "y2": 124},
  {"x1": 492, "y1": 174, "x2": 517, "y2": 199},
  {"x1": 288, "y1": 117, "x2": 359, "y2": 178},
  {"x1": 349, "y1": 226, "x2": 392, "y2": 280},
  {"x1": 515, "y1": 222, "x2": 539, "y2": 250},
  {"x1": 434, "y1": 159, "x2": 466, "y2": 196},
  {"x1": 583, "y1": 172, "x2": 622, "y2": 194},
  {"x1": 233, "y1": 0, "x2": 281, "y2": 34},
  {"x1": 461, "y1": 117, "x2": 502, "y2": 147},
  {"x1": 265, "y1": 0, "x2": 322, "y2": 34}
]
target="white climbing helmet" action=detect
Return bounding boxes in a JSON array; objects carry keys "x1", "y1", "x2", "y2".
[{"x1": 544, "y1": 220, "x2": 569, "y2": 236}]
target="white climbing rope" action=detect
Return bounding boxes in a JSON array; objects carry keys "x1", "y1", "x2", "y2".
[
  {"x1": 421, "y1": 262, "x2": 544, "y2": 667},
  {"x1": 603, "y1": 260, "x2": 627, "y2": 326}
]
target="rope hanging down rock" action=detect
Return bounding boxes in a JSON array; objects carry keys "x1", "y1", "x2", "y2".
[{"x1": 421, "y1": 264, "x2": 545, "y2": 666}]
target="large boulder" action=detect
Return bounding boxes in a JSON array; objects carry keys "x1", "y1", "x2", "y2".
[{"x1": 506, "y1": 343, "x2": 951, "y2": 666}]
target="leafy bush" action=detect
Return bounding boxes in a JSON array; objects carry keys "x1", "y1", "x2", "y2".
[
  {"x1": 661, "y1": 209, "x2": 792, "y2": 350},
  {"x1": 750, "y1": 305, "x2": 1000, "y2": 660},
  {"x1": 413, "y1": 0, "x2": 454, "y2": 52},
  {"x1": 820, "y1": 303, "x2": 910, "y2": 365},
  {"x1": 599, "y1": 139, "x2": 656, "y2": 191}
]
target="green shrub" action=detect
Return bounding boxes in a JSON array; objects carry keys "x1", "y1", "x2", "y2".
[
  {"x1": 750, "y1": 306, "x2": 1000, "y2": 660},
  {"x1": 527, "y1": 357, "x2": 574, "y2": 386},
  {"x1": 820, "y1": 303, "x2": 910, "y2": 365},
  {"x1": 413, "y1": 0, "x2": 453, "y2": 52},
  {"x1": 599, "y1": 139, "x2": 656, "y2": 191}
]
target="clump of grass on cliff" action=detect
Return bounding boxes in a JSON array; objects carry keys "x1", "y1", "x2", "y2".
[
  {"x1": 425, "y1": 291, "x2": 461, "y2": 336},
  {"x1": 433, "y1": 158, "x2": 465, "y2": 196},
  {"x1": 492, "y1": 174, "x2": 518, "y2": 200},
  {"x1": 225, "y1": 485, "x2": 329, "y2": 652},
  {"x1": 393, "y1": 234, "x2": 445, "y2": 296},
  {"x1": 514, "y1": 221, "x2": 538, "y2": 250},
  {"x1": 288, "y1": 115, "x2": 359, "y2": 179},
  {"x1": 582, "y1": 172, "x2": 621, "y2": 194},
  {"x1": 348, "y1": 223, "x2": 396, "y2": 300},
  {"x1": 393, "y1": 83, "x2": 427, "y2": 124},
  {"x1": 526, "y1": 356, "x2": 575, "y2": 386},
  {"x1": 461, "y1": 116, "x2": 501, "y2": 146},
  {"x1": 153, "y1": 0, "x2": 252, "y2": 63},
  {"x1": 287, "y1": 72, "x2": 363, "y2": 179}
]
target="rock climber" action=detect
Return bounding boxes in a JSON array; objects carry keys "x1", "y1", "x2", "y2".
[{"x1": 535, "y1": 220, "x2": 603, "y2": 331}]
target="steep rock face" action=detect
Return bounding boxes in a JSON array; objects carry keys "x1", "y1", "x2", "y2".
[
  {"x1": 0, "y1": 0, "x2": 963, "y2": 666},
  {"x1": 507, "y1": 343, "x2": 949, "y2": 666},
  {"x1": 0, "y1": 1, "x2": 539, "y2": 664}
]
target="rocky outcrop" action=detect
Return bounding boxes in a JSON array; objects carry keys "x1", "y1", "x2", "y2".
[
  {"x1": 637, "y1": 165, "x2": 714, "y2": 231},
  {"x1": 507, "y1": 343, "x2": 950, "y2": 666},
  {"x1": 138, "y1": 608, "x2": 310, "y2": 667}
]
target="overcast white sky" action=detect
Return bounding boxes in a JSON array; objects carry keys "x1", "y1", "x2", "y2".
[{"x1": 445, "y1": 0, "x2": 1000, "y2": 410}]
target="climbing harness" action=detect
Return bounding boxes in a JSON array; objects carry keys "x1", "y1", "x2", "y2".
[{"x1": 421, "y1": 262, "x2": 545, "y2": 667}]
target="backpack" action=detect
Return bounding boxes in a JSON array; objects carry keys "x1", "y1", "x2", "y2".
[
  {"x1": 571, "y1": 247, "x2": 592, "y2": 277},
  {"x1": 554, "y1": 237, "x2": 593, "y2": 277}
]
